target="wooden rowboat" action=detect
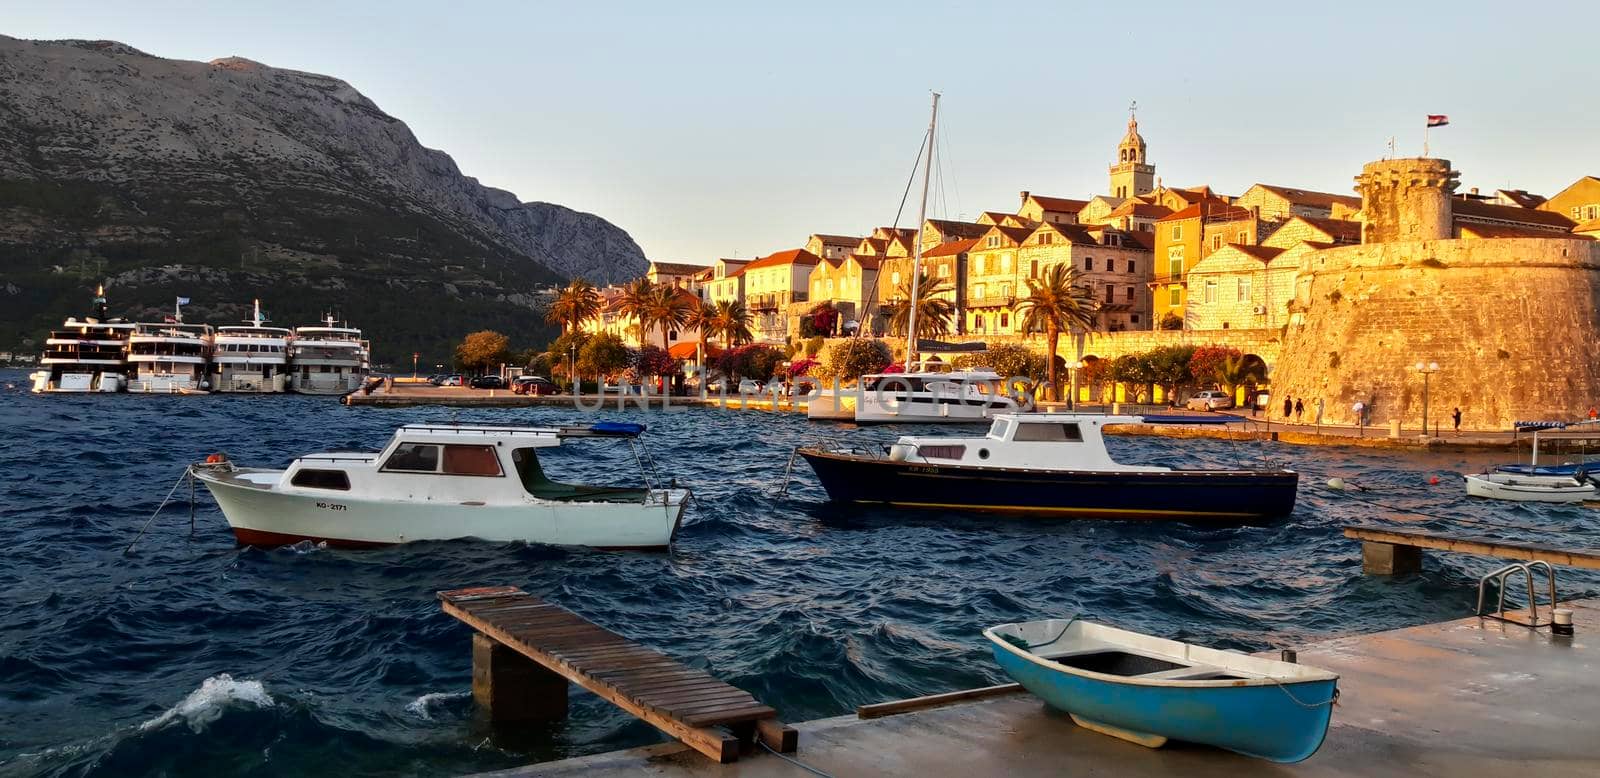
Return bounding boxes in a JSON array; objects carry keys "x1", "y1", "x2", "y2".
[{"x1": 984, "y1": 619, "x2": 1338, "y2": 763}]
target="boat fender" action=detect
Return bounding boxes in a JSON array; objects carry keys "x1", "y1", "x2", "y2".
[{"x1": 888, "y1": 444, "x2": 913, "y2": 462}]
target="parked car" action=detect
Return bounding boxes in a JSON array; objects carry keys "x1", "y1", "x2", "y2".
[
  {"x1": 737, "y1": 378, "x2": 764, "y2": 394},
  {"x1": 512, "y1": 375, "x2": 559, "y2": 396},
  {"x1": 440, "y1": 374, "x2": 464, "y2": 387},
  {"x1": 427, "y1": 374, "x2": 447, "y2": 385},
  {"x1": 1186, "y1": 390, "x2": 1235, "y2": 411},
  {"x1": 470, "y1": 375, "x2": 506, "y2": 389}
]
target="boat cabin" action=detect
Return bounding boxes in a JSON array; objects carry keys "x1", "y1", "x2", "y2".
[
  {"x1": 271, "y1": 423, "x2": 652, "y2": 504},
  {"x1": 889, "y1": 413, "x2": 1167, "y2": 472}
]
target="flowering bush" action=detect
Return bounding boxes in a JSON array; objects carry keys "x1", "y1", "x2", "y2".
[
  {"x1": 716, "y1": 344, "x2": 786, "y2": 381},
  {"x1": 814, "y1": 338, "x2": 891, "y2": 382},
  {"x1": 635, "y1": 345, "x2": 682, "y2": 377},
  {"x1": 786, "y1": 357, "x2": 820, "y2": 377},
  {"x1": 800, "y1": 303, "x2": 840, "y2": 338}
]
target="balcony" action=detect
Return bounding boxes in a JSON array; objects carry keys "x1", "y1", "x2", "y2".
[
  {"x1": 966, "y1": 295, "x2": 1015, "y2": 309},
  {"x1": 748, "y1": 291, "x2": 807, "y2": 311}
]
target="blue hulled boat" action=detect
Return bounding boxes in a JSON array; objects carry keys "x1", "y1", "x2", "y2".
[
  {"x1": 798, "y1": 413, "x2": 1297, "y2": 522},
  {"x1": 984, "y1": 619, "x2": 1338, "y2": 763}
]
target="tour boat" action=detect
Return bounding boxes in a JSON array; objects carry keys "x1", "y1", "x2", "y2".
[
  {"x1": 125, "y1": 309, "x2": 214, "y2": 393},
  {"x1": 289, "y1": 314, "x2": 370, "y2": 395},
  {"x1": 798, "y1": 413, "x2": 1298, "y2": 521},
  {"x1": 984, "y1": 618, "x2": 1338, "y2": 763},
  {"x1": 851, "y1": 368, "x2": 1020, "y2": 423},
  {"x1": 30, "y1": 287, "x2": 135, "y2": 393},
  {"x1": 190, "y1": 422, "x2": 689, "y2": 549},
  {"x1": 210, "y1": 299, "x2": 293, "y2": 393}
]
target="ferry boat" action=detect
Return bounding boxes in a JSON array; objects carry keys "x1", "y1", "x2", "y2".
[
  {"x1": 30, "y1": 286, "x2": 136, "y2": 393},
  {"x1": 290, "y1": 314, "x2": 369, "y2": 395},
  {"x1": 190, "y1": 422, "x2": 690, "y2": 549},
  {"x1": 210, "y1": 300, "x2": 292, "y2": 393},
  {"x1": 853, "y1": 368, "x2": 1019, "y2": 423},
  {"x1": 126, "y1": 299, "x2": 214, "y2": 393},
  {"x1": 798, "y1": 413, "x2": 1298, "y2": 521}
]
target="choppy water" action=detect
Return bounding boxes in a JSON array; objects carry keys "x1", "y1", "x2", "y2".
[{"x1": 1, "y1": 367, "x2": 1596, "y2": 777}]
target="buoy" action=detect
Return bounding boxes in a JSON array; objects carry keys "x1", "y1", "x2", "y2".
[
  {"x1": 1326, "y1": 477, "x2": 1346, "y2": 491},
  {"x1": 1429, "y1": 475, "x2": 1440, "y2": 485}
]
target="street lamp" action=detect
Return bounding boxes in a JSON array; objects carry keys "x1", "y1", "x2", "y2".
[
  {"x1": 569, "y1": 344, "x2": 578, "y2": 393},
  {"x1": 412, "y1": 352, "x2": 419, "y2": 379},
  {"x1": 1415, "y1": 361, "x2": 1439, "y2": 437},
  {"x1": 1067, "y1": 359, "x2": 1084, "y2": 410}
]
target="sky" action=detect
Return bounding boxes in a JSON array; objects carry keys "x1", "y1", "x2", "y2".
[{"x1": 7, "y1": 1, "x2": 1599, "y2": 265}]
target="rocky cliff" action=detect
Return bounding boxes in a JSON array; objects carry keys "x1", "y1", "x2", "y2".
[{"x1": 0, "y1": 36, "x2": 649, "y2": 361}]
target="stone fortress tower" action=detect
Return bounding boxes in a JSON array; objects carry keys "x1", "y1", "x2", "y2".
[{"x1": 1269, "y1": 156, "x2": 1600, "y2": 430}]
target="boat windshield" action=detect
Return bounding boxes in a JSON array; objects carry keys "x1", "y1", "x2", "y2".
[
  {"x1": 987, "y1": 419, "x2": 1010, "y2": 439},
  {"x1": 510, "y1": 448, "x2": 649, "y2": 503}
]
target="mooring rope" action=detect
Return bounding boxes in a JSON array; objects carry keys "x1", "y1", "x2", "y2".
[
  {"x1": 756, "y1": 739, "x2": 835, "y2": 778},
  {"x1": 123, "y1": 467, "x2": 192, "y2": 556}
]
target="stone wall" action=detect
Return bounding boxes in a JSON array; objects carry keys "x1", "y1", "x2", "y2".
[{"x1": 1273, "y1": 237, "x2": 1600, "y2": 428}]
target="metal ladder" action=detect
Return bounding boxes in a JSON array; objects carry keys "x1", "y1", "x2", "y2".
[{"x1": 1476, "y1": 561, "x2": 1558, "y2": 628}]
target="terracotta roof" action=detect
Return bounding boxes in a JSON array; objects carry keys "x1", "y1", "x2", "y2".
[
  {"x1": 924, "y1": 219, "x2": 990, "y2": 239},
  {"x1": 853, "y1": 255, "x2": 883, "y2": 270},
  {"x1": 1032, "y1": 221, "x2": 1098, "y2": 245},
  {"x1": 693, "y1": 267, "x2": 715, "y2": 280},
  {"x1": 1108, "y1": 201, "x2": 1173, "y2": 219},
  {"x1": 977, "y1": 211, "x2": 1016, "y2": 223},
  {"x1": 1230, "y1": 244, "x2": 1288, "y2": 262},
  {"x1": 810, "y1": 233, "x2": 861, "y2": 246},
  {"x1": 1453, "y1": 199, "x2": 1576, "y2": 229},
  {"x1": 1026, "y1": 195, "x2": 1090, "y2": 213},
  {"x1": 1253, "y1": 184, "x2": 1360, "y2": 210},
  {"x1": 1462, "y1": 223, "x2": 1593, "y2": 240},
  {"x1": 1083, "y1": 226, "x2": 1155, "y2": 251},
  {"x1": 858, "y1": 237, "x2": 889, "y2": 254},
  {"x1": 1119, "y1": 230, "x2": 1156, "y2": 250},
  {"x1": 975, "y1": 225, "x2": 1035, "y2": 246},
  {"x1": 1296, "y1": 216, "x2": 1362, "y2": 243},
  {"x1": 872, "y1": 227, "x2": 918, "y2": 240},
  {"x1": 922, "y1": 238, "x2": 979, "y2": 258},
  {"x1": 742, "y1": 248, "x2": 823, "y2": 271},
  {"x1": 1156, "y1": 201, "x2": 1251, "y2": 222},
  {"x1": 1497, "y1": 189, "x2": 1547, "y2": 209}
]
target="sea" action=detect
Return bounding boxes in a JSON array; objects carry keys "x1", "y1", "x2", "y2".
[{"x1": 1, "y1": 366, "x2": 1596, "y2": 777}]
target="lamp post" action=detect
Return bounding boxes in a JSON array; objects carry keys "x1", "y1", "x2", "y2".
[
  {"x1": 569, "y1": 344, "x2": 578, "y2": 394},
  {"x1": 1067, "y1": 359, "x2": 1084, "y2": 411},
  {"x1": 1415, "y1": 361, "x2": 1439, "y2": 437},
  {"x1": 412, "y1": 352, "x2": 419, "y2": 379}
]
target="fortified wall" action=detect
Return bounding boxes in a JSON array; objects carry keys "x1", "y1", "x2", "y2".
[{"x1": 1272, "y1": 237, "x2": 1600, "y2": 429}]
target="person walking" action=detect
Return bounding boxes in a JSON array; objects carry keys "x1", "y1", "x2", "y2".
[
  {"x1": 1589, "y1": 406, "x2": 1598, "y2": 420},
  {"x1": 1283, "y1": 395, "x2": 1293, "y2": 419},
  {"x1": 1294, "y1": 398, "x2": 1304, "y2": 423},
  {"x1": 1315, "y1": 397, "x2": 1325, "y2": 425},
  {"x1": 1453, "y1": 407, "x2": 1462, "y2": 435}
]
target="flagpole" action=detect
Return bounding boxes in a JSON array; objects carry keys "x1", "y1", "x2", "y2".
[{"x1": 1424, "y1": 123, "x2": 1430, "y2": 157}]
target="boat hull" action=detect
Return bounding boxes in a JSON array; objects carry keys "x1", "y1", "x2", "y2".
[
  {"x1": 986, "y1": 635, "x2": 1335, "y2": 763},
  {"x1": 1464, "y1": 473, "x2": 1594, "y2": 503},
  {"x1": 194, "y1": 468, "x2": 687, "y2": 549},
  {"x1": 799, "y1": 450, "x2": 1298, "y2": 521}
]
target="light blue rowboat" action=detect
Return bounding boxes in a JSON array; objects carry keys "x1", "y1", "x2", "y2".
[{"x1": 984, "y1": 619, "x2": 1338, "y2": 763}]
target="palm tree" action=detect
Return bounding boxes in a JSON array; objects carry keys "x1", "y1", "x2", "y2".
[
  {"x1": 1214, "y1": 353, "x2": 1266, "y2": 402},
  {"x1": 884, "y1": 273, "x2": 957, "y2": 340},
  {"x1": 617, "y1": 278, "x2": 657, "y2": 344},
  {"x1": 686, "y1": 301, "x2": 716, "y2": 388},
  {"x1": 1014, "y1": 263, "x2": 1101, "y2": 402},
  {"x1": 544, "y1": 278, "x2": 602, "y2": 335},
  {"x1": 709, "y1": 299, "x2": 753, "y2": 347},
  {"x1": 642, "y1": 284, "x2": 696, "y2": 351}
]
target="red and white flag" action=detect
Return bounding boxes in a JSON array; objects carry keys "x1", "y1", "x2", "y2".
[{"x1": 1426, "y1": 114, "x2": 1449, "y2": 127}]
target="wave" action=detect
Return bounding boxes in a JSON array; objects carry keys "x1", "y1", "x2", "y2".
[
  {"x1": 403, "y1": 690, "x2": 471, "y2": 721},
  {"x1": 138, "y1": 673, "x2": 274, "y2": 734}
]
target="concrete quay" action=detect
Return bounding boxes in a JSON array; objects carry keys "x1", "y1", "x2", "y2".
[{"x1": 475, "y1": 599, "x2": 1600, "y2": 777}]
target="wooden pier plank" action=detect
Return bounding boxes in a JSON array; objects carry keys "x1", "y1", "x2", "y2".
[
  {"x1": 1344, "y1": 525, "x2": 1600, "y2": 570},
  {"x1": 438, "y1": 587, "x2": 788, "y2": 764}
]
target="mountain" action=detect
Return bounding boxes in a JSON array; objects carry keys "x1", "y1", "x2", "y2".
[{"x1": 0, "y1": 36, "x2": 650, "y2": 363}]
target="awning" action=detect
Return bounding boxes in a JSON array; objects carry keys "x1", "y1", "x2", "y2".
[{"x1": 667, "y1": 342, "x2": 721, "y2": 360}]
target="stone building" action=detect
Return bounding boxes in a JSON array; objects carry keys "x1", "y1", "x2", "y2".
[
  {"x1": 919, "y1": 219, "x2": 989, "y2": 251},
  {"x1": 1015, "y1": 222, "x2": 1153, "y2": 332},
  {"x1": 806, "y1": 253, "x2": 880, "y2": 334},
  {"x1": 703, "y1": 258, "x2": 750, "y2": 307},
  {"x1": 1184, "y1": 243, "x2": 1320, "y2": 331},
  {"x1": 1017, "y1": 193, "x2": 1088, "y2": 225},
  {"x1": 646, "y1": 261, "x2": 709, "y2": 290},
  {"x1": 964, "y1": 224, "x2": 1032, "y2": 334},
  {"x1": 875, "y1": 238, "x2": 973, "y2": 336},
  {"x1": 1234, "y1": 184, "x2": 1360, "y2": 222},
  {"x1": 1150, "y1": 201, "x2": 1255, "y2": 326},
  {"x1": 1108, "y1": 114, "x2": 1154, "y2": 200},
  {"x1": 1540, "y1": 176, "x2": 1600, "y2": 224},
  {"x1": 1451, "y1": 199, "x2": 1574, "y2": 235},
  {"x1": 1274, "y1": 157, "x2": 1600, "y2": 429},
  {"x1": 739, "y1": 248, "x2": 820, "y2": 343},
  {"x1": 805, "y1": 234, "x2": 861, "y2": 261},
  {"x1": 1261, "y1": 216, "x2": 1361, "y2": 249}
]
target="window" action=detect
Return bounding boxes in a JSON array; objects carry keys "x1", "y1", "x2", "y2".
[
  {"x1": 290, "y1": 468, "x2": 350, "y2": 490},
  {"x1": 1127, "y1": 259, "x2": 1136, "y2": 273},
  {"x1": 384, "y1": 443, "x2": 440, "y2": 472},
  {"x1": 999, "y1": 312, "x2": 1009, "y2": 328},
  {"x1": 975, "y1": 283, "x2": 986, "y2": 299},
  {"x1": 1574, "y1": 207, "x2": 1583, "y2": 220},
  {"x1": 919, "y1": 445, "x2": 966, "y2": 459},
  {"x1": 1169, "y1": 286, "x2": 1182, "y2": 307},
  {"x1": 974, "y1": 313, "x2": 986, "y2": 332},
  {"x1": 668, "y1": 330, "x2": 678, "y2": 341},
  {"x1": 1238, "y1": 277, "x2": 1251, "y2": 301},
  {"x1": 1001, "y1": 253, "x2": 1012, "y2": 272},
  {"x1": 1013, "y1": 422, "x2": 1083, "y2": 442},
  {"x1": 1125, "y1": 286, "x2": 1135, "y2": 301},
  {"x1": 1204, "y1": 280, "x2": 1217, "y2": 303},
  {"x1": 891, "y1": 271, "x2": 901, "y2": 286},
  {"x1": 1132, "y1": 314, "x2": 1140, "y2": 323},
  {"x1": 1168, "y1": 256, "x2": 1183, "y2": 279},
  {"x1": 443, "y1": 444, "x2": 503, "y2": 476},
  {"x1": 1103, "y1": 285, "x2": 1113, "y2": 302},
  {"x1": 1237, "y1": 230, "x2": 1248, "y2": 243},
  {"x1": 1000, "y1": 283, "x2": 1011, "y2": 298},
  {"x1": 1030, "y1": 260, "x2": 1039, "y2": 277},
  {"x1": 1212, "y1": 234, "x2": 1222, "y2": 250},
  {"x1": 1084, "y1": 257, "x2": 1093, "y2": 271},
  {"x1": 987, "y1": 235, "x2": 1001, "y2": 248},
  {"x1": 938, "y1": 263, "x2": 950, "y2": 278},
  {"x1": 974, "y1": 256, "x2": 985, "y2": 274},
  {"x1": 1172, "y1": 224, "x2": 1183, "y2": 240},
  {"x1": 987, "y1": 419, "x2": 1009, "y2": 439}
]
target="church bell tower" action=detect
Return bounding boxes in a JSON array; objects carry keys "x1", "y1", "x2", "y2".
[{"x1": 1109, "y1": 103, "x2": 1155, "y2": 199}]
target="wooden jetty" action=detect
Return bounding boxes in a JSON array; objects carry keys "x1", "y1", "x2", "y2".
[
  {"x1": 438, "y1": 586, "x2": 796, "y2": 763},
  {"x1": 1345, "y1": 525, "x2": 1600, "y2": 575}
]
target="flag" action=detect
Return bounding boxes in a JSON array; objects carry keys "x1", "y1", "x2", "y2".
[
  {"x1": 163, "y1": 315, "x2": 177, "y2": 323},
  {"x1": 176, "y1": 296, "x2": 191, "y2": 305},
  {"x1": 1426, "y1": 115, "x2": 1449, "y2": 127}
]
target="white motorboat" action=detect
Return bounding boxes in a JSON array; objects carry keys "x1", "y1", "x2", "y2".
[
  {"x1": 126, "y1": 321, "x2": 213, "y2": 393},
  {"x1": 805, "y1": 384, "x2": 858, "y2": 421},
  {"x1": 1463, "y1": 472, "x2": 1594, "y2": 503},
  {"x1": 210, "y1": 299, "x2": 292, "y2": 393},
  {"x1": 190, "y1": 422, "x2": 689, "y2": 549},
  {"x1": 31, "y1": 286, "x2": 135, "y2": 393},
  {"x1": 852, "y1": 368, "x2": 1019, "y2": 423},
  {"x1": 290, "y1": 314, "x2": 369, "y2": 395}
]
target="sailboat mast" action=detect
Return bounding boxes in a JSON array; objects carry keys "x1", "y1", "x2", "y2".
[{"x1": 904, "y1": 91, "x2": 939, "y2": 372}]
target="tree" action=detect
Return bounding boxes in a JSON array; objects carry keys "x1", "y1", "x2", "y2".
[
  {"x1": 1214, "y1": 353, "x2": 1267, "y2": 398},
  {"x1": 708, "y1": 299, "x2": 753, "y2": 347},
  {"x1": 544, "y1": 278, "x2": 602, "y2": 335},
  {"x1": 884, "y1": 273, "x2": 957, "y2": 341},
  {"x1": 1189, "y1": 346, "x2": 1244, "y2": 386},
  {"x1": 577, "y1": 332, "x2": 632, "y2": 380},
  {"x1": 716, "y1": 344, "x2": 786, "y2": 381},
  {"x1": 617, "y1": 279, "x2": 658, "y2": 344},
  {"x1": 1013, "y1": 264, "x2": 1101, "y2": 401},
  {"x1": 1159, "y1": 311, "x2": 1183, "y2": 330},
  {"x1": 543, "y1": 330, "x2": 591, "y2": 385},
  {"x1": 1146, "y1": 344, "x2": 1199, "y2": 402},
  {"x1": 641, "y1": 284, "x2": 696, "y2": 349},
  {"x1": 814, "y1": 338, "x2": 891, "y2": 383},
  {"x1": 801, "y1": 303, "x2": 840, "y2": 338},
  {"x1": 454, "y1": 330, "x2": 510, "y2": 374},
  {"x1": 955, "y1": 344, "x2": 1044, "y2": 379},
  {"x1": 635, "y1": 344, "x2": 682, "y2": 378}
]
